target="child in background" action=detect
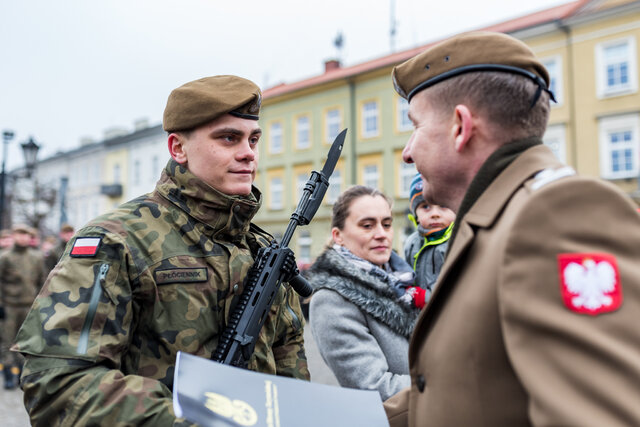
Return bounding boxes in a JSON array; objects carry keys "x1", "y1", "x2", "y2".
[{"x1": 403, "y1": 173, "x2": 455, "y2": 309}]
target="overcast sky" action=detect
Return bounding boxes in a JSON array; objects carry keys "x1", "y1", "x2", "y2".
[{"x1": 1, "y1": 0, "x2": 569, "y2": 169}]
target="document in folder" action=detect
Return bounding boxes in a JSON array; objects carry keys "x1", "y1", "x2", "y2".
[{"x1": 173, "y1": 352, "x2": 389, "y2": 427}]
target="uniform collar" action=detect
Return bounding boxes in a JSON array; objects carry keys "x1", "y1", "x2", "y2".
[{"x1": 155, "y1": 159, "x2": 262, "y2": 238}]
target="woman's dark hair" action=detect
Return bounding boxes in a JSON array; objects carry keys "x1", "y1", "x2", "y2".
[{"x1": 331, "y1": 185, "x2": 392, "y2": 230}]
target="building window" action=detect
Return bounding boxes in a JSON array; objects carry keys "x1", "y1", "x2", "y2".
[
  {"x1": 269, "y1": 176, "x2": 283, "y2": 209},
  {"x1": 269, "y1": 122, "x2": 283, "y2": 154},
  {"x1": 298, "y1": 230, "x2": 312, "y2": 264},
  {"x1": 363, "y1": 164, "x2": 379, "y2": 189},
  {"x1": 325, "y1": 108, "x2": 341, "y2": 143},
  {"x1": 296, "y1": 116, "x2": 311, "y2": 150},
  {"x1": 543, "y1": 124, "x2": 567, "y2": 164},
  {"x1": 361, "y1": 100, "x2": 380, "y2": 138},
  {"x1": 596, "y1": 36, "x2": 638, "y2": 98},
  {"x1": 328, "y1": 169, "x2": 342, "y2": 204},
  {"x1": 400, "y1": 162, "x2": 417, "y2": 197},
  {"x1": 599, "y1": 114, "x2": 640, "y2": 179},
  {"x1": 541, "y1": 55, "x2": 563, "y2": 105},
  {"x1": 397, "y1": 97, "x2": 412, "y2": 132}
]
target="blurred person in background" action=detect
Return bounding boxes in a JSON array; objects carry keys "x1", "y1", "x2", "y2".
[
  {"x1": 0, "y1": 224, "x2": 45, "y2": 389},
  {"x1": 0, "y1": 229, "x2": 13, "y2": 252},
  {"x1": 402, "y1": 173, "x2": 455, "y2": 309},
  {"x1": 44, "y1": 223, "x2": 75, "y2": 275}
]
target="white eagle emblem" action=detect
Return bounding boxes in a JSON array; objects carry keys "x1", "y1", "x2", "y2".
[{"x1": 563, "y1": 259, "x2": 616, "y2": 310}]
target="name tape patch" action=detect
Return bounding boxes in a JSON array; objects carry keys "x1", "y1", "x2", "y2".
[
  {"x1": 155, "y1": 268, "x2": 208, "y2": 285},
  {"x1": 70, "y1": 237, "x2": 102, "y2": 257}
]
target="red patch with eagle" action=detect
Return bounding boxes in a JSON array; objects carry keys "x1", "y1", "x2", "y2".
[{"x1": 558, "y1": 253, "x2": 622, "y2": 315}]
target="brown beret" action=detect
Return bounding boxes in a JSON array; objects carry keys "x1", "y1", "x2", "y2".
[
  {"x1": 163, "y1": 75, "x2": 262, "y2": 132},
  {"x1": 392, "y1": 31, "x2": 553, "y2": 102},
  {"x1": 60, "y1": 223, "x2": 74, "y2": 233},
  {"x1": 12, "y1": 223, "x2": 31, "y2": 234}
]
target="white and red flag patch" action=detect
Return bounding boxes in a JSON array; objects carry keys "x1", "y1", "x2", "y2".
[
  {"x1": 558, "y1": 253, "x2": 622, "y2": 315},
  {"x1": 70, "y1": 237, "x2": 102, "y2": 257}
]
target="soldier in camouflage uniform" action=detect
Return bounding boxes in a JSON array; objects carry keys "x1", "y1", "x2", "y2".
[
  {"x1": 0, "y1": 224, "x2": 46, "y2": 389},
  {"x1": 12, "y1": 75, "x2": 309, "y2": 425}
]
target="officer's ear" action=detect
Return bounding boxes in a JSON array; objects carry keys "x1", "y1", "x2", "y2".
[
  {"x1": 453, "y1": 104, "x2": 473, "y2": 153},
  {"x1": 168, "y1": 133, "x2": 188, "y2": 164}
]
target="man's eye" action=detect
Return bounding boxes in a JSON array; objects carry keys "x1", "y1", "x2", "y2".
[
  {"x1": 383, "y1": 222, "x2": 392, "y2": 229},
  {"x1": 250, "y1": 136, "x2": 260, "y2": 145}
]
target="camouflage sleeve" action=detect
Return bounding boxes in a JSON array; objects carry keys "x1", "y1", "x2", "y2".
[
  {"x1": 272, "y1": 286, "x2": 310, "y2": 380},
  {"x1": 13, "y1": 229, "x2": 193, "y2": 427}
]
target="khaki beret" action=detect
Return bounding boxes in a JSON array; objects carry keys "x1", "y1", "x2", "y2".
[
  {"x1": 12, "y1": 223, "x2": 31, "y2": 234},
  {"x1": 60, "y1": 223, "x2": 74, "y2": 233},
  {"x1": 163, "y1": 75, "x2": 262, "y2": 132},
  {"x1": 392, "y1": 31, "x2": 553, "y2": 102}
]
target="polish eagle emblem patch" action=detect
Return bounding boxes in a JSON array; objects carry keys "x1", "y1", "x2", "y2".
[{"x1": 558, "y1": 253, "x2": 622, "y2": 315}]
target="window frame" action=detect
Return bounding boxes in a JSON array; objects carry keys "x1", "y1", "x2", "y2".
[
  {"x1": 269, "y1": 121, "x2": 284, "y2": 154},
  {"x1": 543, "y1": 124, "x2": 567, "y2": 164},
  {"x1": 595, "y1": 36, "x2": 638, "y2": 99},
  {"x1": 598, "y1": 113, "x2": 640, "y2": 180},
  {"x1": 295, "y1": 114, "x2": 311, "y2": 150},
  {"x1": 360, "y1": 99, "x2": 380, "y2": 139},
  {"x1": 396, "y1": 96, "x2": 413, "y2": 132}
]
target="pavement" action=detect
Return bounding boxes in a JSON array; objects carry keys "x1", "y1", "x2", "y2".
[
  {"x1": 0, "y1": 326, "x2": 338, "y2": 425},
  {"x1": 0, "y1": 378, "x2": 29, "y2": 427}
]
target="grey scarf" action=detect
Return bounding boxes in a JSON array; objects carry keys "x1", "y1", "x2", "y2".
[{"x1": 309, "y1": 247, "x2": 420, "y2": 338}]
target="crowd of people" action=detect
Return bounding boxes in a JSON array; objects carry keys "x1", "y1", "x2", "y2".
[
  {"x1": 0, "y1": 223, "x2": 74, "y2": 390},
  {"x1": 2, "y1": 30, "x2": 640, "y2": 426}
]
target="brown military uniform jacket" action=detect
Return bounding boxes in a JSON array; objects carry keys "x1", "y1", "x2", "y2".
[{"x1": 385, "y1": 145, "x2": 640, "y2": 426}]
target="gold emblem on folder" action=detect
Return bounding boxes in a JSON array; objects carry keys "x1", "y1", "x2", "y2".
[{"x1": 204, "y1": 392, "x2": 258, "y2": 426}]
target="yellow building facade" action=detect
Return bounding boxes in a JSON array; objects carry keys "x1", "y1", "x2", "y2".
[{"x1": 255, "y1": 0, "x2": 640, "y2": 262}]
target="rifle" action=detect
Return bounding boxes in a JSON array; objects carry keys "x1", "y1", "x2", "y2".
[{"x1": 212, "y1": 129, "x2": 347, "y2": 368}]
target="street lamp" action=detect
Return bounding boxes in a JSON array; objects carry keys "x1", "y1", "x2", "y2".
[
  {"x1": 21, "y1": 136, "x2": 40, "y2": 176},
  {"x1": 0, "y1": 130, "x2": 15, "y2": 229}
]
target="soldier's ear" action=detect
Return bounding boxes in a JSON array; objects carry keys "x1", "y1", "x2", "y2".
[
  {"x1": 453, "y1": 104, "x2": 473, "y2": 153},
  {"x1": 168, "y1": 133, "x2": 188, "y2": 164}
]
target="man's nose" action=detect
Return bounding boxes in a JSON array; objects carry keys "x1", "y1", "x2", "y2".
[
  {"x1": 237, "y1": 140, "x2": 255, "y2": 161},
  {"x1": 402, "y1": 134, "x2": 414, "y2": 163}
]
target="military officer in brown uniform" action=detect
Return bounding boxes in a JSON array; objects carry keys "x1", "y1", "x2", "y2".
[{"x1": 385, "y1": 31, "x2": 640, "y2": 426}]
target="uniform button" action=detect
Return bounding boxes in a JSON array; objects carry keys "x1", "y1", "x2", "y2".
[
  {"x1": 233, "y1": 205, "x2": 241, "y2": 213},
  {"x1": 233, "y1": 283, "x2": 240, "y2": 294},
  {"x1": 415, "y1": 375, "x2": 425, "y2": 392}
]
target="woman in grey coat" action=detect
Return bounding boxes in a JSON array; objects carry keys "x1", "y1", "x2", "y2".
[{"x1": 309, "y1": 186, "x2": 420, "y2": 400}]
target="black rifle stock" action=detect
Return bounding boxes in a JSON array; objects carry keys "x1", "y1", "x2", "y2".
[{"x1": 212, "y1": 129, "x2": 347, "y2": 368}]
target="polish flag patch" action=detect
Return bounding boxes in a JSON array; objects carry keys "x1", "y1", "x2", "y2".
[
  {"x1": 558, "y1": 253, "x2": 622, "y2": 315},
  {"x1": 70, "y1": 237, "x2": 102, "y2": 257}
]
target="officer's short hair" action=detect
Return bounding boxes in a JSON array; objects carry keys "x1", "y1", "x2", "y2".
[{"x1": 392, "y1": 31, "x2": 553, "y2": 139}]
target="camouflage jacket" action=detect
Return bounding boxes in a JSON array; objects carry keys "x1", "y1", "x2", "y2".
[
  {"x1": 13, "y1": 160, "x2": 309, "y2": 427},
  {"x1": 0, "y1": 244, "x2": 45, "y2": 307}
]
